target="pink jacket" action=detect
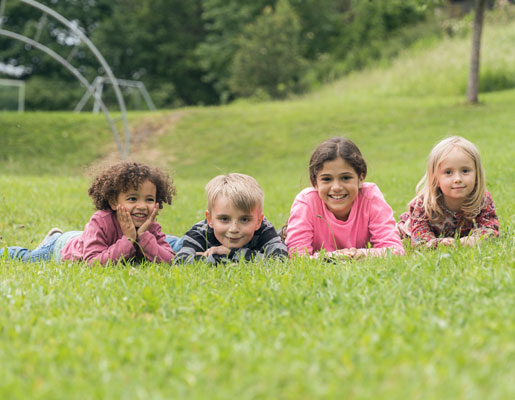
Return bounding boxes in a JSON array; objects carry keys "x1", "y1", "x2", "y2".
[
  {"x1": 61, "y1": 209, "x2": 174, "y2": 265},
  {"x1": 286, "y1": 183, "x2": 404, "y2": 257}
]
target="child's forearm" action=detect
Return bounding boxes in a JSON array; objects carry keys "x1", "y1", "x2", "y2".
[
  {"x1": 137, "y1": 231, "x2": 174, "y2": 263},
  {"x1": 83, "y1": 236, "x2": 136, "y2": 266}
]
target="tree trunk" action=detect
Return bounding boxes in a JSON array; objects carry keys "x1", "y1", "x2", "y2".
[{"x1": 466, "y1": 0, "x2": 487, "y2": 104}]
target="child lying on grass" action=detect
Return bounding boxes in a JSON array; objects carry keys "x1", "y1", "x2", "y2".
[
  {"x1": 397, "y1": 136, "x2": 499, "y2": 248},
  {"x1": 1, "y1": 162, "x2": 175, "y2": 266},
  {"x1": 285, "y1": 137, "x2": 404, "y2": 260},
  {"x1": 173, "y1": 173, "x2": 287, "y2": 264}
]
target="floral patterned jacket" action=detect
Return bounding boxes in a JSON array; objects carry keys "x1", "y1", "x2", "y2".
[{"x1": 398, "y1": 191, "x2": 499, "y2": 248}]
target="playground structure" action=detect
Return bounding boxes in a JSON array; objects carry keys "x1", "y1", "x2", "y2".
[
  {"x1": 75, "y1": 77, "x2": 156, "y2": 114},
  {"x1": 0, "y1": 77, "x2": 24, "y2": 112},
  {"x1": 0, "y1": 0, "x2": 132, "y2": 158}
]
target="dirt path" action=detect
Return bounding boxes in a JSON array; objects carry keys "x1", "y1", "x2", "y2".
[{"x1": 94, "y1": 111, "x2": 186, "y2": 168}]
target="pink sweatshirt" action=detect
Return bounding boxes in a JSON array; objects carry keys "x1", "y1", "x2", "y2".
[
  {"x1": 286, "y1": 183, "x2": 404, "y2": 257},
  {"x1": 61, "y1": 209, "x2": 174, "y2": 265}
]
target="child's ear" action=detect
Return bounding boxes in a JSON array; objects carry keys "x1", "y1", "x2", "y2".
[
  {"x1": 108, "y1": 197, "x2": 118, "y2": 211},
  {"x1": 358, "y1": 174, "x2": 364, "y2": 189},
  {"x1": 205, "y1": 210, "x2": 213, "y2": 227},
  {"x1": 256, "y1": 213, "x2": 264, "y2": 230}
]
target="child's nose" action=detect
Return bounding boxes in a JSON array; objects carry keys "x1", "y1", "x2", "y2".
[{"x1": 332, "y1": 181, "x2": 343, "y2": 191}]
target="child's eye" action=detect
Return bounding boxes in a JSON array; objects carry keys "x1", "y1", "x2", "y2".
[
  {"x1": 146, "y1": 198, "x2": 155, "y2": 203},
  {"x1": 127, "y1": 197, "x2": 137, "y2": 201},
  {"x1": 241, "y1": 217, "x2": 251, "y2": 223},
  {"x1": 218, "y1": 216, "x2": 230, "y2": 222},
  {"x1": 444, "y1": 170, "x2": 452, "y2": 175}
]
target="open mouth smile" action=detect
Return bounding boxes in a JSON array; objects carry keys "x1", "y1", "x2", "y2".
[{"x1": 329, "y1": 194, "x2": 347, "y2": 200}]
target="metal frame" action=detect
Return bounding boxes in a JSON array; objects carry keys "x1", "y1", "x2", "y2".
[
  {"x1": 0, "y1": 77, "x2": 25, "y2": 112},
  {"x1": 75, "y1": 76, "x2": 156, "y2": 113},
  {"x1": 0, "y1": 0, "x2": 131, "y2": 157}
]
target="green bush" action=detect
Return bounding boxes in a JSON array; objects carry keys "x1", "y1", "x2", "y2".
[
  {"x1": 25, "y1": 76, "x2": 84, "y2": 111},
  {"x1": 0, "y1": 85, "x2": 21, "y2": 111},
  {"x1": 229, "y1": 0, "x2": 307, "y2": 99},
  {"x1": 332, "y1": 0, "x2": 428, "y2": 70}
]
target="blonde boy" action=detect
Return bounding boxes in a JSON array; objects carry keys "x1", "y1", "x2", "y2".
[{"x1": 175, "y1": 173, "x2": 287, "y2": 264}]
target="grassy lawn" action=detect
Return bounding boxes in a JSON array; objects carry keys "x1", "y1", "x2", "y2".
[{"x1": 1, "y1": 18, "x2": 514, "y2": 400}]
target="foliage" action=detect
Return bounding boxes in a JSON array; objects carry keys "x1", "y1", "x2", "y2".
[
  {"x1": 229, "y1": 0, "x2": 306, "y2": 99},
  {"x1": 24, "y1": 76, "x2": 85, "y2": 111},
  {"x1": 0, "y1": 0, "x2": 441, "y2": 107},
  {"x1": 195, "y1": 0, "x2": 274, "y2": 103},
  {"x1": 1, "y1": 19, "x2": 515, "y2": 396},
  {"x1": 91, "y1": 0, "x2": 218, "y2": 107},
  {"x1": 1, "y1": 1, "x2": 514, "y2": 106}
]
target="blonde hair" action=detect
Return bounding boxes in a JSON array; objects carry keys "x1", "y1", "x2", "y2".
[
  {"x1": 416, "y1": 136, "x2": 486, "y2": 221},
  {"x1": 205, "y1": 173, "x2": 264, "y2": 213}
]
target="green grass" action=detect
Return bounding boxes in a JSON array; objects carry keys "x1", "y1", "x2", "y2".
[{"x1": 1, "y1": 15, "x2": 515, "y2": 400}]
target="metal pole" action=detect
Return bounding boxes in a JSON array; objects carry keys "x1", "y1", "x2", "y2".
[
  {"x1": 19, "y1": 0, "x2": 131, "y2": 158},
  {"x1": 0, "y1": 28, "x2": 124, "y2": 155},
  {"x1": 18, "y1": 81, "x2": 24, "y2": 112}
]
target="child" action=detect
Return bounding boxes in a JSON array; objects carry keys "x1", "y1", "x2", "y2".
[
  {"x1": 1, "y1": 162, "x2": 175, "y2": 265},
  {"x1": 397, "y1": 136, "x2": 499, "y2": 248},
  {"x1": 174, "y1": 173, "x2": 288, "y2": 264},
  {"x1": 286, "y1": 137, "x2": 404, "y2": 259}
]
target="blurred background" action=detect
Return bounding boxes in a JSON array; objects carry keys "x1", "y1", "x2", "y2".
[{"x1": 1, "y1": 0, "x2": 513, "y2": 111}]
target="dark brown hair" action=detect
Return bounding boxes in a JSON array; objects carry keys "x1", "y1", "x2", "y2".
[
  {"x1": 88, "y1": 162, "x2": 175, "y2": 210},
  {"x1": 309, "y1": 137, "x2": 367, "y2": 186}
]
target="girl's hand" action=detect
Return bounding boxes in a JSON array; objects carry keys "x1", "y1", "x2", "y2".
[
  {"x1": 116, "y1": 205, "x2": 137, "y2": 241},
  {"x1": 439, "y1": 238, "x2": 456, "y2": 247},
  {"x1": 332, "y1": 248, "x2": 366, "y2": 260},
  {"x1": 460, "y1": 236, "x2": 479, "y2": 247},
  {"x1": 136, "y1": 204, "x2": 158, "y2": 238},
  {"x1": 197, "y1": 245, "x2": 230, "y2": 257}
]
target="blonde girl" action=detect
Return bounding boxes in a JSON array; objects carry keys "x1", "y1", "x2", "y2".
[
  {"x1": 398, "y1": 136, "x2": 499, "y2": 248},
  {"x1": 286, "y1": 137, "x2": 404, "y2": 259}
]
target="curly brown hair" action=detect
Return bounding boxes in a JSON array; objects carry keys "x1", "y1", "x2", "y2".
[{"x1": 88, "y1": 162, "x2": 175, "y2": 210}]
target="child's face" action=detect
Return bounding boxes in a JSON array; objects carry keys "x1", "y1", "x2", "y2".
[
  {"x1": 315, "y1": 157, "x2": 363, "y2": 221},
  {"x1": 206, "y1": 195, "x2": 264, "y2": 249},
  {"x1": 437, "y1": 148, "x2": 476, "y2": 211},
  {"x1": 109, "y1": 180, "x2": 157, "y2": 228}
]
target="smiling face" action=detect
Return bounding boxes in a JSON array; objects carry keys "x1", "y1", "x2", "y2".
[
  {"x1": 437, "y1": 148, "x2": 476, "y2": 211},
  {"x1": 206, "y1": 195, "x2": 264, "y2": 249},
  {"x1": 315, "y1": 157, "x2": 363, "y2": 221},
  {"x1": 109, "y1": 180, "x2": 157, "y2": 228}
]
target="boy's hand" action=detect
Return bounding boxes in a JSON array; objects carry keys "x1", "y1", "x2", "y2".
[
  {"x1": 197, "y1": 245, "x2": 230, "y2": 257},
  {"x1": 137, "y1": 204, "x2": 158, "y2": 238},
  {"x1": 116, "y1": 205, "x2": 137, "y2": 241}
]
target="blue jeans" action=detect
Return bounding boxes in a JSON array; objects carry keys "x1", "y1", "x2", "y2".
[
  {"x1": 1, "y1": 232, "x2": 62, "y2": 262},
  {"x1": 165, "y1": 235, "x2": 184, "y2": 253}
]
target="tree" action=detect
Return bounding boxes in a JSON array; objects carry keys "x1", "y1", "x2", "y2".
[
  {"x1": 229, "y1": 0, "x2": 306, "y2": 99},
  {"x1": 466, "y1": 0, "x2": 487, "y2": 103},
  {"x1": 195, "y1": 0, "x2": 273, "y2": 102}
]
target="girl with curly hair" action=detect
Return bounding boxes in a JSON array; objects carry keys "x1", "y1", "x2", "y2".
[{"x1": 1, "y1": 162, "x2": 176, "y2": 265}]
